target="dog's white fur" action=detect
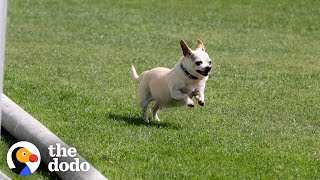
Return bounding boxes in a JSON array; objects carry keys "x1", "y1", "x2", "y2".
[{"x1": 131, "y1": 40, "x2": 212, "y2": 123}]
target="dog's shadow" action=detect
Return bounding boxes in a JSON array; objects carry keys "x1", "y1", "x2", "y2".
[{"x1": 107, "y1": 113, "x2": 181, "y2": 129}]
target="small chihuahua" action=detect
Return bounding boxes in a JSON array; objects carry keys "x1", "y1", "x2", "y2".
[{"x1": 131, "y1": 40, "x2": 212, "y2": 123}]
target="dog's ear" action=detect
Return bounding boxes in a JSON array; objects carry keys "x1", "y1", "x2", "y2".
[
  {"x1": 197, "y1": 39, "x2": 205, "y2": 51},
  {"x1": 180, "y1": 40, "x2": 191, "y2": 57}
]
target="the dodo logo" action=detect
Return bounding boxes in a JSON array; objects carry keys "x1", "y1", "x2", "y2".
[{"x1": 7, "y1": 141, "x2": 41, "y2": 176}]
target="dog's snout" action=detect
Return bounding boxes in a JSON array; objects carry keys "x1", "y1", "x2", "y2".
[{"x1": 205, "y1": 66, "x2": 212, "y2": 71}]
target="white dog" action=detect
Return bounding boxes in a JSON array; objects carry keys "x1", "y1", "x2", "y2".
[{"x1": 131, "y1": 40, "x2": 212, "y2": 123}]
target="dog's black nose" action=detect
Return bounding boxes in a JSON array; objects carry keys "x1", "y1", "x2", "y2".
[{"x1": 205, "y1": 66, "x2": 212, "y2": 71}]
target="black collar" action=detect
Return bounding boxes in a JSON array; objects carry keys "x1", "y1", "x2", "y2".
[{"x1": 180, "y1": 63, "x2": 198, "y2": 80}]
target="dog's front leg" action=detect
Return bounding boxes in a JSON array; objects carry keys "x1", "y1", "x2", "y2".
[
  {"x1": 171, "y1": 90, "x2": 194, "y2": 107},
  {"x1": 195, "y1": 91, "x2": 205, "y2": 106}
]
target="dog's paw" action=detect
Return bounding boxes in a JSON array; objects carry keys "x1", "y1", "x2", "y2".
[
  {"x1": 187, "y1": 102, "x2": 195, "y2": 107},
  {"x1": 198, "y1": 100, "x2": 205, "y2": 106},
  {"x1": 143, "y1": 117, "x2": 150, "y2": 123},
  {"x1": 186, "y1": 98, "x2": 194, "y2": 107}
]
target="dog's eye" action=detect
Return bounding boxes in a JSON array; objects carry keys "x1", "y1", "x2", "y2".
[
  {"x1": 195, "y1": 61, "x2": 202, "y2": 66},
  {"x1": 208, "y1": 61, "x2": 212, "y2": 65}
]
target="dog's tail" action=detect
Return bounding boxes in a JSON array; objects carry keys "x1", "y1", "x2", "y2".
[{"x1": 130, "y1": 65, "x2": 140, "y2": 83}]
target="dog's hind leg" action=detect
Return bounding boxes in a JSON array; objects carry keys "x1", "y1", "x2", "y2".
[
  {"x1": 151, "y1": 102, "x2": 161, "y2": 122},
  {"x1": 140, "y1": 99, "x2": 153, "y2": 123},
  {"x1": 139, "y1": 91, "x2": 153, "y2": 123}
]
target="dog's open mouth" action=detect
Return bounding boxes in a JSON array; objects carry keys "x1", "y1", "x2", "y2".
[{"x1": 196, "y1": 70, "x2": 210, "y2": 76}]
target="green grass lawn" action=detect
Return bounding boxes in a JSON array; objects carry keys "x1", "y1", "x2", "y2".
[{"x1": 1, "y1": 0, "x2": 320, "y2": 179}]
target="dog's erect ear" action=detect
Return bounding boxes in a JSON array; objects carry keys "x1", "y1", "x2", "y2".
[
  {"x1": 180, "y1": 40, "x2": 191, "y2": 57},
  {"x1": 197, "y1": 39, "x2": 205, "y2": 51}
]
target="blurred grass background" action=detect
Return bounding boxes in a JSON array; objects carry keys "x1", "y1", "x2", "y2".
[{"x1": 1, "y1": 0, "x2": 319, "y2": 179}]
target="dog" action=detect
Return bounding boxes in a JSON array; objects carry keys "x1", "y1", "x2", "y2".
[{"x1": 130, "y1": 39, "x2": 212, "y2": 123}]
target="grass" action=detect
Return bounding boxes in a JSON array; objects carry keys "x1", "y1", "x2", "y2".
[{"x1": 1, "y1": 0, "x2": 320, "y2": 179}]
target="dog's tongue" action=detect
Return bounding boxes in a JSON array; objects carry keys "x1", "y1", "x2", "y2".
[{"x1": 201, "y1": 71, "x2": 209, "y2": 76}]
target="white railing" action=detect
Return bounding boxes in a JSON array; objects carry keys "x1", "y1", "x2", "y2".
[{"x1": 0, "y1": 0, "x2": 8, "y2": 137}]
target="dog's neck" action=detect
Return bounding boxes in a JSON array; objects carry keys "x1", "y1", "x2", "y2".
[{"x1": 180, "y1": 63, "x2": 198, "y2": 80}]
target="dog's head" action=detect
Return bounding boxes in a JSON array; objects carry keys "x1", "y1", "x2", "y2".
[{"x1": 180, "y1": 39, "x2": 212, "y2": 79}]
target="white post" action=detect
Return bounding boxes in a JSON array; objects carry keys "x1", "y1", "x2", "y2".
[
  {"x1": 2, "y1": 94, "x2": 107, "y2": 180},
  {"x1": 0, "y1": 0, "x2": 8, "y2": 137}
]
